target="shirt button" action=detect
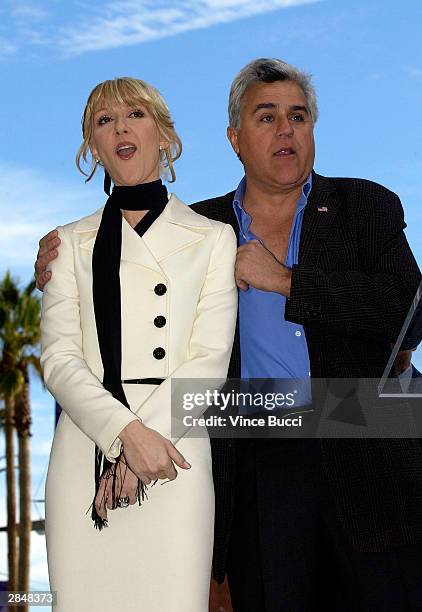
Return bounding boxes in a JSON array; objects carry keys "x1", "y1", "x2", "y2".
[
  {"x1": 295, "y1": 330, "x2": 302, "y2": 337},
  {"x1": 154, "y1": 315, "x2": 166, "y2": 328},
  {"x1": 154, "y1": 283, "x2": 167, "y2": 296},
  {"x1": 153, "y1": 347, "x2": 166, "y2": 360}
]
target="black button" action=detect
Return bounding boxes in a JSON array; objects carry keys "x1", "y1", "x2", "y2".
[
  {"x1": 154, "y1": 283, "x2": 167, "y2": 296},
  {"x1": 153, "y1": 347, "x2": 166, "y2": 360},
  {"x1": 154, "y1": 316, "x2": 166, "y2": 328}
]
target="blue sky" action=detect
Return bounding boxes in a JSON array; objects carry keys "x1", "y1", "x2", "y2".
[{"x1": 1, "y1": 0, "x2": 421, "y2": 599}]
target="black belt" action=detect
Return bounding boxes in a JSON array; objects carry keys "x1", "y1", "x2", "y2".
[{"x1": 121, "y1": 378, "x2": 164, "y2": 385}]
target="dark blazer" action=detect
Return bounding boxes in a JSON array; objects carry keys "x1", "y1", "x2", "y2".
[
  {"x1": 191, "y1": 171, "x2": 422, "y2": 583},
  {"x1": 401, "y1": 295, "x2": 422, "y2": 350}
]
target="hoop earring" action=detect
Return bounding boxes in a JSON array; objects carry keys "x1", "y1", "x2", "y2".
[{"x1": 166, "y1": 151, "x2": 176, "y2": 183}]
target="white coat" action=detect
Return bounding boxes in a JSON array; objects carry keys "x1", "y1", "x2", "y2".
[{"x1": 41, "y1": 193, "x2": 237, "y2": 612}]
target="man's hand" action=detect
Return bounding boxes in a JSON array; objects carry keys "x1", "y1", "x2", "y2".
[
  {"x1": 118, "y1": 420, "x2": 191, "y2": 485},
  {"x1": 235, "y1": 240, "x2": 292, "y2": 296},
  {"x1": 394, "y1": 349, "x2": 415, "y2": 375},
  {"x1": 35, "y1": 229, "x2": 61, "y2": 291}
]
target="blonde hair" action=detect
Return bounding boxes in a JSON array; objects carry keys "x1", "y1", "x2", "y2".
[{"x1": 76, "y1": 77, "x2": 182, "y2": 183}]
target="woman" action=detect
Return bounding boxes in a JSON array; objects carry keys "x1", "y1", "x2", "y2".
[{"x1": 41, "y1": 77, "x2": 237, "y2": 612}]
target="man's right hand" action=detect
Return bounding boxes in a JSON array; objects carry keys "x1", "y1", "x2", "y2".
[{"x1": 35, "y1": 229, "x2": 61, "y2": 291}]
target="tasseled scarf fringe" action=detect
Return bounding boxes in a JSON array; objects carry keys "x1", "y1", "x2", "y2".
[{"x1": 86, "y1": 445, "x2": 150, "y2": 530}]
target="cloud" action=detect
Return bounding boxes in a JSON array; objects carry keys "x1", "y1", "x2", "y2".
[
  {"x1": 0, "y1": 36, "x2": 18, "y2": 56},
  {"x1": 2, "y1": 0, "x2": 321, "y2": 59},
  {"x1": 59, "y1": 0, "x2": 320, "y2": 55},
  {"x1": 0, "y1": 1, "x2": 51, "y2": 58},
  {"x1": 0, "y1": 163, "x2": 101, "y2": 281},
  {"x1": 405, "y1": 66, "x2": 422, "y2": 79},
  {"x1": 11, "y1": 4, "x2": 50, "y2": 21},
  {"x1": 32, "y1": 440, "x2": 53, "y2": 457}
]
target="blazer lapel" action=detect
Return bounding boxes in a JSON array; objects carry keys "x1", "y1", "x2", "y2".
[
  {"x1": 193, "y1": 191, "x2": 240, "y2": 242},
  {"x1": 75, "y1": 194, "x2": 211, "y2": 274},
  {"x1": 74, "y1": 206, "x2": 102, "y2": 254},
  {"x1": 141, "y1": 194, "x2": 210, "y2": 262},
  {"x1": 121, "y1": 217, "x2": 164, "y2": 274},
  {"x1": 75, "y1": 206, "x2": 163, "y2": 275},
  {"x1": 298, "y1": 172, "x2": 339, "y2": 266}
]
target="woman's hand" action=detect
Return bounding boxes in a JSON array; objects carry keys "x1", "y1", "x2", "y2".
[
  {"x1": 94, "y1": 423, "x2": 191, "y2": 520},
  {"x1": 94, "y1": 455, "x2": 140, "y2": 521},
  {"x1": 118, "y1": 421, "x2": 191, "y2": 484}
]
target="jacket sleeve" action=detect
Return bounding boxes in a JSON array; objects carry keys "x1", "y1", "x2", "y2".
[
  {"x1": 40, "y1": 224, "x2": 142, "y2": 462},
  {"x1": 285, "y1": 192, "x2": 421, "y2": 342},
  {"x1": 130, "y1": 222, "x2": 238, "y2": 444}
]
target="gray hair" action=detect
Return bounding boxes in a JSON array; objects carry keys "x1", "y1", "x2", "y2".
[{"x1": 228, "y1": 58, "x2": 318, "y2": 129}]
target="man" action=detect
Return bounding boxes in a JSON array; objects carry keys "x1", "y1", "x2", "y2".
[{"x1": 36, "y1": 59, "x2": 422, "y2": 611}]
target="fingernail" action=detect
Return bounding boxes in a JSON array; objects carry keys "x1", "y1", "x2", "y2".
[{"x1": 184, "y1": 461, "x2": 191, "y2": 469}]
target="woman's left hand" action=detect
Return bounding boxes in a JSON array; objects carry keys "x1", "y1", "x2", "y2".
[{"x1": 94, "y1": 454, "x2": 140, "y2": 520}]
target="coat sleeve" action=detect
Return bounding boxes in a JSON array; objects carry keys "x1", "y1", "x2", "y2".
[
  {"x1": 40, "y1": 224, "x2": 142, "y2": 462},
  {"x1": 129, "y1": 222, "x2": 238, "y2": 444},
  {"x1": 285, "y1": 192, "x2": 421, "y2": 342}
]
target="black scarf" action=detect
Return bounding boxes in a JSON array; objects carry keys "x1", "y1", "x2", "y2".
[{"x1": 90, "y1": 178, "x2": 168, "y2": 529}]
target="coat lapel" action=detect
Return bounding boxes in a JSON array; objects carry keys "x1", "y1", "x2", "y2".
[
  {"x1": 120, "y1": 217, "x2": 164, "y2": 274},
  {"x1": 141, "y1": 194, "x2": 210, "y2": 262},
  {"x1": 74, "y1": 194, "x2": 211, "y2": 275},
  {"x1": 298, "y1": 172, "x2": 339, "y2": 266}
]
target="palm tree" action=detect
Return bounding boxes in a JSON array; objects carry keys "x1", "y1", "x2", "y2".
[
  {"x1": 0, "y1": 392, "x2": 18, "y2": 594},
  {"x1": 0, "y1": 271, "x2": 41, "y2": 602}
]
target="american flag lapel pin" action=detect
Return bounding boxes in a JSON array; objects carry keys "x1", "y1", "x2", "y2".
[{"x1": 317, "y1": 206, "x2": 328, "y2": 212}]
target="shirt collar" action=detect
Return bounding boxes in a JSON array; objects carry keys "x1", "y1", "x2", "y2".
[{"x1": 232, "y1": 173, "x2": 313, "y2": 235}]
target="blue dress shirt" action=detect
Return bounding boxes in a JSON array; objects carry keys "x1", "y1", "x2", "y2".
[{"x1": 233, "y1": 174, "x2": 312, "y2": 407}]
